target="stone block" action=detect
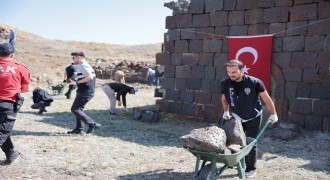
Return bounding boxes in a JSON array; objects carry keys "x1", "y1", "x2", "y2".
[
  {"x1": 180, "y1": 90, "x2": 194, "y2": 103},
  {"x1": 205, "y1": 66, "x2": 215, "y2": 80},
  {"x1": 175, "y1": 78, "x2": 186, "y2": 90},
  {"x1": 289, "y1": 98, "x2": 313, "y2": 114},
  {"x1": 171, "y1": 53, "x2": 181, "y2": 66},
  {"x1": 192, "y1": 66, "x2": 205, "y2": 79},
  {"x1": 275, "y1": 0, "x2": 293, "y2": 6},
  {"x1": 156, "y1": 53, "x2": 171, "y2": 65},
  {"x1": 176, "y1": 65, "x2": 191, "y2": 78},
  {"x1": 325, "y1": 35, "x2": 330, "y2": 51},
  {"x1": 305, "y1": 36, "x2": 326, "y2": 51},
  {"x1": 286, "y1": 82, "x2": 297, "y2": 98},
  {"x1": 308, "y1": 19, "x2": 330, "y2": 35},
  {"x1": 223, "y1": 0, "x2": 236, "y2": 11},
  {"x1": 305, "y1": 115, "x2": 323, "y2": 131},
  {"x1": 318, "y1": 2, "x2": 330, "y2": 19},
  {"x1": 290, "y1": 4, "x2": 317, "y2": 21},
  {"x1": 258, "y1": 0, "x2": 274, "y2": 8},
  {"x1": 296, "y1": 83, "x2": 311, "y2": 98},
  {"x1": 210, "y1": 80, "x2": 222, "y2": 92},
  {"x1": 272, "y1": 37, "x2": 282, "y2": 52},
  {"x1": 165, "y1": 89, "x2": 180, "y2": 101},
  {"x1": 156, "y1": 99, "x2": 169, "y2": 112},
  {"x1": 215, "y1": 66, "x2": 227, "y2": 80},
  {"x1": 161, "y1": 78, "x2": 175, "y2": 89},
  {"x1": 167, "y1": 29, "x2": 181, "y2": 40},
  {"x1": 193, "y1": 14, "x2": 210, "y2": 27},
  {"x1": 164, "y1": 40, "x2": 175, "y2": 53},
  {"x1": 195, "y1": 91, "x2": 212, "y2": 104},
  {"x1": 211, "y1": 93, "x2": 221, "y2": 106},
  {"x1": 228, "y1": 11, "x2": 245, "y2": 26},
  {"x1": 287, "y1": 112, "x2": 305, "y2": 127},
  {"x1": 202, "y1": 105, "x2": 222, "y2": 122},
  {"x1": 303, "y1": 68, "x2": 318, "y2": 83},
  {"x1": 248, "y1": 24, "x2": 269, "y2": 35},
  {"x1": 182, "y1": 103, "x2": 197, "y2": 116},
  {"x1": 186, "y1": 78, "x2": 201, "y2": 90},
  {"x1": 269, "y1": 23, "x2": 286, "y2": 37},
  {"x1": 176, "y1": 14, "x2": 193, "y2": 28},
  {"x1": 165, "y1": 16, "x2": 176, "y2": 29},
  {"x1": 222, "y1": 39, "x2": 229, "y2": 53},
  {"x1": 175, "y1": 40, "x2": 189, "y2": 53},
  {"x1": 236, "y1": 0, "x2": 258, "y2": 10},
  {"x1": 291, "y1": 52, "x2": 318, "y2": 68},
  {"x1": 164, "y1": 65, "x2": 175, "y2": 78},
  {"x1": 229, "y1": 25, "x2": 248, "y2": 36},
  {"x1": 201, "y1": 80, "x2": 211, "y2": 91},
  {"x1": 203, "y1": 40, "x2": 222, "y2": 53},
  {"x1": 215, "y1": 26, "x2": 229, "y2": 39},
  {"x1": 264, "y1": 7, "x2": 289, "y2": 23},
  {"x1": 199, "y1": 53, "x2": 214, "y2": 66},
  {"x1": 205, "y1": 0, "x2": 224, "y2": 13},
  {"x1": 181, "y1": 28, "x2": 196, "y2": 40},
  {"x1": 283, "y1": 36, "x2": 305, "y2": 52},
  {"x1": 214, "y1": 53, "x2": 228, "y2": 67},
  {"x1": 323, "y1": 117, "x2": 330, "y2": 132},
  {"x1": 222, "y1": 119, "x2": 246, "y2": 146},
  {"x1": 317, "y1": 52, "x2": 330, "y2": 67},
  {"x1": 272, "y1": 52, "x2": 292, "y2": 69},
  {"x1": 245, "y1": 9, "x2": 264, "y2": 24},
  {"x1": 283, "y1": 68, "x2": 302, "y2": 81},
  {"x1": 182, "y1": 53, "x2": 199, "y2": 65},
  {"x1": 286, "y1": 21, "x2": 308, "y2": 36},
  {"x1": 311, "y1": 84, "x2": 330, "y2": 99},
  {"x1": 189, "y1": 40, "x2": 203, "y2": 53},
  {"x1": 210, "y1": 11, "x2": 228, "y2": 26},
  {"x1": 189, "y1": 0, "x2": 205, "y2": 14},
  {"x1": 195, "y1": 27, "x2": 216, "y2": 40},
  {"x1": 313, "y1": 100, "x2": 330, "y2": 117},
  {"x1": 169, "y1": 101, "x2": 183, "y2": 114},
  {"x1": 294, "y1": 0, "x2": 313, "y2": 5}
]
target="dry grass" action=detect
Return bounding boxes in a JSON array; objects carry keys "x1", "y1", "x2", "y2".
[{"x1": 0, "y1": 81, "x2": 329, "y2": 180}]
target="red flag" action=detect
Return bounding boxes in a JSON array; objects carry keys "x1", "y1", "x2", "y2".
[{"x1": 228, "y1": 35, "x2": 273, "y2": 92}]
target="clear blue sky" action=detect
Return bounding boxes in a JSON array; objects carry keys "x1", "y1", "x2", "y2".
[{"x1": 0, "y1": 0, "x2": 172, "y2": 45}]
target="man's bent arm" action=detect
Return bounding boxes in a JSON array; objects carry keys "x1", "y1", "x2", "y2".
[
  {"x1": 221, "y1": 94, "x2": 229, "y2": 111},
  {"x1": 259, "y1": 91, "x2": 277, "y2": 115},
  {"x1": 21, "y1": 84, "x2": 30, "y2": 93}
]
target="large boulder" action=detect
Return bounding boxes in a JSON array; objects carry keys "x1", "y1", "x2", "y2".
[
  {"x1": 180, "y1": 126, "x2": 227, "y2": 153},
  {"x1": 221, "y1": 119, "x2": 246, "y2": 146}
]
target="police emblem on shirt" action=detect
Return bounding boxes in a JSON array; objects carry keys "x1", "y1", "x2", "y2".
[{"x1": 244, "y1": 88, "x2": 251, "y2": 95}]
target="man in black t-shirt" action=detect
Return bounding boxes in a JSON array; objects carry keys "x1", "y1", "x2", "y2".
[{"x1": 220, "y1": 59, "x2": 278, "y2": 178}]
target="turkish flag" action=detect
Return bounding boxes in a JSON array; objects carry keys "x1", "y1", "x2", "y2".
[{"x1": 228, "y1": 35, "x2": 273, "y2": 92}]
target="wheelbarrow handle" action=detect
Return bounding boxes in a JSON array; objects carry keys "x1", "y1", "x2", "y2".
[{"x1": 255, "y1": 120, "x2": 272, "y2": 142}]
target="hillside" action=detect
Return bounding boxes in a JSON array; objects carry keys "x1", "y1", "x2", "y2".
[{"x1": 0, "y1": 23, "x2": 162, "y2": 84}]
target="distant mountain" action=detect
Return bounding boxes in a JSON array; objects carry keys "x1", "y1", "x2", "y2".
[{"x1": 0, "y1": 23, "x2": 161, "y2": 83}]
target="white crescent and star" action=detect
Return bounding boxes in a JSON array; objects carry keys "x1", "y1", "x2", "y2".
[{"x1": 235, "y1": 47, "x2": 258, "y2": 74}]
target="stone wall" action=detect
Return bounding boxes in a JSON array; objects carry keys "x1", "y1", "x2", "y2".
[{"x1": 156, "y1": 0, "x2": 330, "y2": 131}]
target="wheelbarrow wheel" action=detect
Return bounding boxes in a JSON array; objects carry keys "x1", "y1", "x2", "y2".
[{"x1": 198, "y1": 164, "x2": 213, "y2": 180}]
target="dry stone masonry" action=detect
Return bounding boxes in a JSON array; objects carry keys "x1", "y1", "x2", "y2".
[{"x1": 156, "y1": 0, "x2": 330, "y2": 131}]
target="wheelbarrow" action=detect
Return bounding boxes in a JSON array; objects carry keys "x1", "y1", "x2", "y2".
[
  {"x1": 50, "y1": 83, "x2": 66, "y2": 96},
  {"x1": 186, "y1": 120, "x2": 271, "y2": 180}
]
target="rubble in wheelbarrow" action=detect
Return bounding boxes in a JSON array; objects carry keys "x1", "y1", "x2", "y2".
[
  {"x1": 180, "y1": 126, "x2": 227, "y2": 154},
  {"x1": 180, "y1": 118, "x2": 247, "y2": 154}
]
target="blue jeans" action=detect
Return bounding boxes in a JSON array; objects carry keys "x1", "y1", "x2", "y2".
[{"x1": 148, "y1": 74, "x2": 155, "y2": 86}]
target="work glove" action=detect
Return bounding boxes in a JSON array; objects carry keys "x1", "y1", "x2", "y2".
[
  {"x1": 117, "y1": 101, "x2": 122, "y2": 106},
  {"x1": 268, "y1": 114, "x2": 278, "y2": 123},
  {"x1": 222, "y1": 111, "x2": 231, "y2": 120},
  {"x1": 63, "y1": 79, "x2": 67, "y2": 83}
]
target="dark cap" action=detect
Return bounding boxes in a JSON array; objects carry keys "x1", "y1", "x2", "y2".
[
  {"x1": 71, "y1": 51, "x2": 85, "y2": 57},
  {"x1": 0, "y1": 43, "x2": 15, "y2": 56}
]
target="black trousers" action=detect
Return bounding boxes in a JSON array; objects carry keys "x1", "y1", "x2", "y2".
[
  {"x1": 65, "y1": 84, "x2": 77, "y2": 98},
  {"x1": 242, "y1": 116, "x2": 261, "y2": 172},
  {"x1": 71, "y1": 92, "x2": 95, "y2": 130},
  {"x1": 0, "y1": 101, "x2": 17, "y2": 155}
]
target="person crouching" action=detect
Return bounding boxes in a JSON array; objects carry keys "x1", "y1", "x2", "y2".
[{"x1": 31, "y1": 87, "x2": 53, "y2": 114}]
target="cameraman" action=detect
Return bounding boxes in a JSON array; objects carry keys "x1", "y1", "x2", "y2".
[{"x1": 0, "y1": 43, "x2": 30, "y2": 165}]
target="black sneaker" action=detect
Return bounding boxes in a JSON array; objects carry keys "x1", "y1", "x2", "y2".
[
  {"x1": 110, "y1": 111, "x2": 117, "y2": 115},
  {"x1": 4, "y1": 150, "x2": 20, "y2": 165},
  {"x1": 67, "y1": 129, "x2": 85, "y2": 135},
  {"x1": 86, "y1": 123, "x2": 101, "y2": 134}
]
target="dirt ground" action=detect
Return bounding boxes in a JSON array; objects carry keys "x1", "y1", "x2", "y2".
[{"x1": 0, "y1": 82, "x2": 329, "y2": 180}]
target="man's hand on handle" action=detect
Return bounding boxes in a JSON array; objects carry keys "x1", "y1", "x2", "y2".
[{"x1": 268, "y1": 114, "x2": 278, "y2": 123}]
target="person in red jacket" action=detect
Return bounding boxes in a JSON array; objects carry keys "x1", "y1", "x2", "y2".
[{"x1": 0, "y1": 43, "x2": 30, "y2": 165}]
